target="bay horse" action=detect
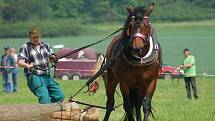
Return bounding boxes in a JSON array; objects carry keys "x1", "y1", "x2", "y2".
[{"x1": 104, "y1": 3, "x2": 162, "y2": 121}]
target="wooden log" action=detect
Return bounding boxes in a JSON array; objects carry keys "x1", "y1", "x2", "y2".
[
  {"x1": 0, "y1": 103, "x2": 64, "y2": 121},
  {"x1": 0, "y1": 103, "x2": 100, "y2": 121}
]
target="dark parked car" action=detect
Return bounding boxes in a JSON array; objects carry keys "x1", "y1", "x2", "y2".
[
  {"x1": 55, "y1": 48, "x2": 97, "y2": 80},
  {"x1": 159, "y1": 64, "x2": 184, "y2": 80}
]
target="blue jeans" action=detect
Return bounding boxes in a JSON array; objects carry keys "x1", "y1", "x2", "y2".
[
  {"x1": 12, "y1": 68, "x2": 18, "y2": 92},
  {"x1": 2, "y1": 71, "x2": 13, "y2": 93}
]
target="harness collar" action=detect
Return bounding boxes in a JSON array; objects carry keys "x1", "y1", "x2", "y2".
[{"x1": 123, "y1": 35, "x2": 160, "y2": 67}]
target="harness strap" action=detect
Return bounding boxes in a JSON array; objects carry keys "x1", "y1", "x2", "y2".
[
  {"x1": 68, "y1": 99, "x2": 123, "y2": 110},
  {"x1": 29, "y1": 28, "x2": 123, "y2": 73},
  {"x1": 133, "y1": 33, "x2": 146, "y2": 40},
  {"x1": 57, "y1": 28, "x2": 123, "y2": 60},
  {"x1": 123, "y1": 32, "x2": 160, "y2": 67}
]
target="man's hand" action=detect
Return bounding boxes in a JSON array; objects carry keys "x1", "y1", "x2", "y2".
[
  {"x1": 17, "y1": 59, "x2": 34, "y2": 69},
  {"x1": 175, "y1": 65, "x2": 183, "y2": 70},
  {"x1": 26, "y1": 63, "x2": 34, "y2": 69},
  {"x1": 49, "y1": 54, "x2": 58, "y2": 62}
]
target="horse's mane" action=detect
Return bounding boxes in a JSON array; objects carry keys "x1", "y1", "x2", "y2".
[{"x1": 122, "y1": 7, "x2": 146, "y2": 47}]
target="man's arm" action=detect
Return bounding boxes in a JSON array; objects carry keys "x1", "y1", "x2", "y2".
[
  {"x1": 180, "y1": 56, "x2": 195, "y2": 68},
  {"x1": 47, "y1": 44, "x2": 58, "y2": 62},
  {"x1": 17, "y1": 44, "x2": 33, "y2": 69},
  {"x1": 17, "y1": 59, "x2": 33, "y2": 69},
  {"x1": 180, "y1": 63, "x2": 192, "y2": 68}
]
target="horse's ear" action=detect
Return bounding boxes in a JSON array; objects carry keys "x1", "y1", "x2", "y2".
[
  {"x1": 126, "y1": 6, "x2": 134, "y2": 14},
  {"x1": 145, "y1": 3, "x2": 154, "y2": 16}
]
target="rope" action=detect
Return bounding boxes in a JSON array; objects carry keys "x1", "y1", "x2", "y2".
[
  {"x1": 68, "y1": 99, "x2": 107, "y2": 110},
  {"x1": 68, "y1": 59, "x2": 114, "y2": 101},
  {"x1": 68, "y1": 99, "x2": 123, "y2": 111},
  {"x1": 120, "y1": 113, "x2": 126, "y2": 121},
  {"x1": 56, "y1": 102, "x2": 64, "y2": 121},
  {"x1": 30, "y1": 28, "x2": 123, "y2": 72},
  {"x1": 70, "y1": 85, "x2": 87, "y2": 99},
  {"x1": 57, "y1": 28, "x2": 123, "y2": 60},
  {"x1": 0, "y1": 66, "x2": 15, "y2": 68}
]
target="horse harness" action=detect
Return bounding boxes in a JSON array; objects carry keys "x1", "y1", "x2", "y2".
[{"x1": 122, "y1": 31, "x2": 160, "y2": 67}]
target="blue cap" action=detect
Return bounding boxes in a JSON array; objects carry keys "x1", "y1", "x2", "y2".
[{"x1": 4, "y1": 45, "x2": 10, "y2": 50}]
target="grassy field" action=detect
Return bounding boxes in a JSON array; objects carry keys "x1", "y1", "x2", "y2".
[
  {"x1": 0, "y1": 20, "x2": 215, "y2": 74},
  {"x1": 0, "y1": 21, "x2": 214, "y2": 120},
  {"x1": 0, "y1": 71, "x2": 214, "y2": 121}
]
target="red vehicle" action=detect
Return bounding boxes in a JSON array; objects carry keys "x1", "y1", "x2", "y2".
[
  {"x1": 159, "y1": 64, "x2": 184, "y2": 80},
  {"x1": 55, "y1": 48, "x2": 97, "y2": 80}
]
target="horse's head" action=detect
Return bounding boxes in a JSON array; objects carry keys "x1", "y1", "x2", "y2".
[{"x1": 124, "y1": 3, "x2": 154, "y2": 58}]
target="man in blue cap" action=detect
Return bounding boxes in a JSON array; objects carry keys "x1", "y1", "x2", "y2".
[
  {"x1": 17, "y1": 28, "x2": 64, "y2": 104},
  {"x1": 0, "y1": 45, "x2": 15, "y2": 93}
]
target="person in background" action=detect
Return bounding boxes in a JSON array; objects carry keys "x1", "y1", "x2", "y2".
[
  {"x1": 0, "y1": 45, "x2": 15, "y2": 93},
  {"x1": 17, "y1": 28, "x2": 64, "y2": 104},
  {"x1": 11, "y1": 48, "x2": 19, "y2": 93},
  {"x1": 179, "y1": 48, "x2": 199, "y2": 99}
]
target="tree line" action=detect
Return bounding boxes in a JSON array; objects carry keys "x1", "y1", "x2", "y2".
[
  {"x1": 0, "y1": 0, "x2": 215, "y2": 38},
  {"x1": 0, "y1": 0, "x2": 215, "y2": 23}
]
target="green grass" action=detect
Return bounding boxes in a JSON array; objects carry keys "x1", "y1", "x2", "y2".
[
  {"x1": 0, "y1": 71, "x2": 215, "y2": 121},
  {"x1": 1, "y1": 20, "x2": 215, "y2": 74},
  {"x1": 0, "y1": 21, "x2": 215, "y2": 120}
]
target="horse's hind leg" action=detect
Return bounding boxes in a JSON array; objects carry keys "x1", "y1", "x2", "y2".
[
  {"x1": 143, "y1": 79, "x2": 157, "y2": 121},
  {"x1": 120, "y1": 83, "x2": 135, "y2": 121},
  {"x1": 103, "y1": 71, "x2": 118, "y2": 121}
]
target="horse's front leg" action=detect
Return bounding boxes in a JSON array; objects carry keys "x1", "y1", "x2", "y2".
[
  {"x1": 135, "y1": 90, "x2": 143, "y2": 121},
  {"x1": 143, "y1": 79, "x2": 157, "y2": 121},
  {"x1": 120, "y1": 83, "x2": 135, "y2": 121},
  {"x1": 103, "y1": 71, "x2": 118, "y2": 121},
  {"x1": 129, "y1": 88, "x2": 142, "y2": 121}
]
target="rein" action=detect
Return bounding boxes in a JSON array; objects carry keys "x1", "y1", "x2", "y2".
[
  {"x1": 68, "y1": 99, "x2": 123, "y2": 111},
  {"x1": 31, "y1": 28, "x2": 124, "y2": 111},
  {"x1": 32, "y1": 28, "x2": 123, "y2": 71},
  {"x1": 57, "y1": 28, "x2": 123, "y2": 60}
]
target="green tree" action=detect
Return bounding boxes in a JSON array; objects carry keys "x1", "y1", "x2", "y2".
[
  {"x1": 65, "y1": 0, "x2": 84, "y2": 18},
  {"x1": 82, "y1": 0, "x2": 110, "y2": 22},
  {"x1": 3, "y1": 0, "x2": 52, "y2": 22},
  {"x1": 49, "y1": 0, "x2": 67, "y2": 18},
  {"x1": 0, "y1": 0, "x2": 5, "y2": 23}
]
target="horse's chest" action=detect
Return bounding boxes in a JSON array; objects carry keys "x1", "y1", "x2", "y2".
[{"x1": 113, "y1": 59, "x2": 159, "y2": 81}]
